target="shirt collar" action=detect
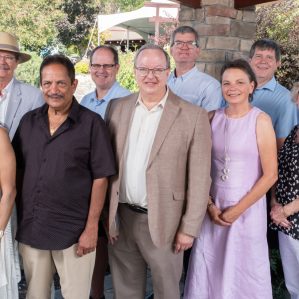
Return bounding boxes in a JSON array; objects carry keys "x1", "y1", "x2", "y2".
[
  {"x1": 39, "y1": 97, "x2": 80, "y2": 122},
  {"x1": 136, "y1": 88, "x2": 169, "y2": 111},
  {"x1": 89, "y1": 81, "x2": 119, "y2": 103},
  {"x1": 256, "y1": 76, "x2": 276, "y2": 91},
  {"x1": 172, "y1": 65, "x2": 197, "y2": 81},
  {"x1": 0, "y1": 77, "x2": 14, "y2": 97}
]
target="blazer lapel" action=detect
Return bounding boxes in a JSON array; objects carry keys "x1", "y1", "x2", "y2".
[
  {"x1": 147, "y1": 91, "x2": 180, "y2": 168},
  {"x1": 117, "y1": 94, "x2": 138, "y2": 165},
  {"x1": 5, "y1": 79, "x2": 21, "y2": 132}
]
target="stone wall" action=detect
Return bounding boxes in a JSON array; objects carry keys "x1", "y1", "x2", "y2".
[{"x1": 179, "y1": 0, "x2": 256, "y2": 79}]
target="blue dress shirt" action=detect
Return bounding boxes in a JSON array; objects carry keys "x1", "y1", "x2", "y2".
[
  {"x1": 252, "y1": 77, "x2": 298, "y2": 138},
  {"x1": 80, "y1": 81, "x2": 131, "y2": 118},
  {"x1": 167, "y1": 66, "x2": 223, "y2": 112}
]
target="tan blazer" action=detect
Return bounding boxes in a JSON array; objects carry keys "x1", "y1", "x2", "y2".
[{"x1": 105, "y1": 90, "x2": 211, "y2": 248}]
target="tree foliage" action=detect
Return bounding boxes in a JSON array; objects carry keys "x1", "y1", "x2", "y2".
[
  {"x1": 0, "y1": 0, "x2": 62, "y2": 52},
  {"x1": 256, "y1": 0, "x2": 299, "y2": 89}
]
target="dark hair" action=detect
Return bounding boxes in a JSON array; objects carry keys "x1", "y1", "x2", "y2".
[
  {"x1": 220, "y1": 59, "x2": 257, "y2": 102},
  {"x1": 170, "y1": 26, "x2": 200, "y2": 47},
  {"x1": 90, "y1": 45, "x2": 119, "y2": 65},
  {"x1": 134, "y1": 44, "x2": 170, "y2": 69},
  {"x1": 40, "y1": 54, "x2": 75, "y2": 83},
  {"x1": 249, "y1": 39, "x2": 281, "y2": 61}
]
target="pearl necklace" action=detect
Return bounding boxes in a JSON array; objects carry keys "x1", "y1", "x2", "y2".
[{"x1": 221, "y1": 116, "x2": 230, "y2": 181}]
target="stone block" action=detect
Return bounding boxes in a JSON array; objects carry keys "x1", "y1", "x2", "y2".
[
  {"x1": 195, "y1": 62, "x2": 205, "y2": 72},
  {"x1": 199, "y1": 49, "x2": 226, "y2": 62},
  {"x1": 232, "y1": 51, "x2": 250, "y2": 60},
  {"x1": 236, "y1": 10, "x2": 243, "y2": 20},
  {"x1": 199, "y1": 37, "x2": 207, "y2": 49},
  {"x1": 194, "y1": 24, "x2": 230, "y2": 36},
  {"x1": 231, "y1": 21, "x2": 256, "y2": 39},
  {"x1": 195, "y1": 8, "x2": 204, "y2": 22},
  {"x1": 205, "y1": 6, "x2": 237, "y2": 18},
  {"x1": 204, "y1": 62, "x2": 223, "y2": 80},
  {"x1": 240, "y1": 39, "x2": 254, "y2": 52},
  {"x1": 205, "y1": 16, "x2": 231, "y2": 25},
  {"x1": 242, "y1": 10, "x2": 256, "y2": 22},
  {"x1": 206, "y1": 37, "x2": 240, "y2": 50},
  {"x1": 179, "y1": 7, "x2": 195, "y2": 21}
]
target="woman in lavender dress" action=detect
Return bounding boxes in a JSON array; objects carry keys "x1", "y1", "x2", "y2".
[
  {"x1": 0, "y1": 125, "x2": 20, "y2": 299},
  {"x1": 184, "y1": 59, "x2": 277, "y2": 299}
]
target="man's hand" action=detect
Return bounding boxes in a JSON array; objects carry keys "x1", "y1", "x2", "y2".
[
  {"x1": 173, "y1": 232, "x2": 194, "y2": 254},
  {"x1": 76, "y1": 228, "x2": 98, "y2": 257},
  {"x1": 109, "y1": 235, "x2": 118, "y2": 245}
]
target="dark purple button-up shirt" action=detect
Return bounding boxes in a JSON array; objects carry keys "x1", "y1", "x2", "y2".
[{"x1": 13, "y1": 99, "x2": 115, "y2": 250}]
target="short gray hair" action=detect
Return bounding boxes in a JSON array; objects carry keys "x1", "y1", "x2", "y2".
[
  {"x1": 134, "y1": 44, "x2": 170, "y2": 69},
  {"x1": 170, "y1": 26, "x2": 200, "y2": 47}
]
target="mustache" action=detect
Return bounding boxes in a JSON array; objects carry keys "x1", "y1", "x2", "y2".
[{"x1": 48, "y1": 94, "x2": 64, "y2": 99}]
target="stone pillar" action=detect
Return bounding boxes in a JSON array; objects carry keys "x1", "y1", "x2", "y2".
[{"x1": 179, "y1": 0, "x2": 256, "y2": 79}]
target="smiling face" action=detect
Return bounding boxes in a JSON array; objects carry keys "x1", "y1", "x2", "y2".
[
  {"x1": 0, "y1": 50, "x2": 18, "y2": 84},
  {"x1": 41, "y1": 63, "x2": 78, "y2": 112},
  {"x1": 221, "y1": 68, "x2": 255, "y2": 106},
  {"x1": 90, "y1": 48, "x2": 119, "y2": 92},
  {"x1": 170, "y1": 32, "x2": 200, "y2": 65},
  {"x1": 249, "y1": 48, "x2": 280, "y2": 87},
  {"x1": 134, "y1": 49, "x2": 170, "y2": 99}
]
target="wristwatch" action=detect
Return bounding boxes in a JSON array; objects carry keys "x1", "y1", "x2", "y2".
[{"x1": 0, "y1": 230, "x2": 4, "y2": 240}]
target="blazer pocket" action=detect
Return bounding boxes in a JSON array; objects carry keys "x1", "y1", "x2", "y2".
[{"x1": 173, "y1": 191, "x2": 185, "y2": 201}]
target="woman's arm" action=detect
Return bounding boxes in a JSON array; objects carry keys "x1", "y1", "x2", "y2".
[
  {"x1": 0, "y1": 128, "x2": 17, "y2": 233},
  {"x1": 221, "y1": 112, "x2": 278, "y2": 223}
]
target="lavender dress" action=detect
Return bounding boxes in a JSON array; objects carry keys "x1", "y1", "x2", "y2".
[{"x1": 184, "y1": 107, "x2": 272, "y2": 299}]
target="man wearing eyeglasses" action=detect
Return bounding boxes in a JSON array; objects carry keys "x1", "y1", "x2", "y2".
[
  {"x1": 0, "y1": 32, "x2": 44, "y2": 139},
  {"x1": 81, "y1": 45, "x2": 130, "y2": 299},
  {"x1": 168, "y1": 26, "x2": 222, "y2": 112},
  {"x1": 105, "y1": 44, "x2": 211, "y2": 299},
  {"x1": 81, "y1": 46, "x2": 130, "y2": 119}
]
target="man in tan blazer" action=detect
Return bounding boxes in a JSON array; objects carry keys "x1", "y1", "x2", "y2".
[{"x1": 105, "y1": 44, "x2": 211, "y2": 299}]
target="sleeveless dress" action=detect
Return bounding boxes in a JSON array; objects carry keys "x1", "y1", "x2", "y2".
[
  {"x1": 0, "y1": 124, "x2": 20, "y2": 299},
  {"x1": 184, "y1": 107, "x2": 272, "y2": 299}
]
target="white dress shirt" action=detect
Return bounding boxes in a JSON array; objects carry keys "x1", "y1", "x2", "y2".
[
  {"x1": 0, "y1": 78, "x2": 13, "y2": 125},
  {"x1": 120, "y1": 90, "x2": 168, "y2": 208}
]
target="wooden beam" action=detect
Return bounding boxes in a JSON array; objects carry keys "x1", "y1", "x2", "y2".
[
  {"x1": 176, "y1": 0, "x2": 202, "y2": 9},
  {"x1": 234, "y1": 0, "x2": 277, "y2": 9}
]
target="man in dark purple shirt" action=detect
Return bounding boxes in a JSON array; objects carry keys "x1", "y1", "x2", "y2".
[{"x1": 13, "y1": 54, "x2": 115, "y2": 299}]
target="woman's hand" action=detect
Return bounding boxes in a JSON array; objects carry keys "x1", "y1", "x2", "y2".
[
  {"x1": 208, "y1": 204, "x2": 231, "y2": 226},
  {"x1": 270, "y1": 204, "x2": 292, "y2": 229},
  {"x1": 220, "y1": 204, "x2": 244, "y2": 224}
]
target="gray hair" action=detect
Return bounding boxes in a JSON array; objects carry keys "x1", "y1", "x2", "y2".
[
  {"x1": 134, "y1": 44, "x2": 170, "y2": 69},
  {"x1": 170, "y1": 26, "x2": 200, "y2": 47}
]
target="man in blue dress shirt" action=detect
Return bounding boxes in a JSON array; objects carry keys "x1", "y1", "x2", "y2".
[
  {"x1": 81, "y1": 45, "x2": 130, "y2": 119},
  {"x1": 168, "y1": 26, "x2": 223, "y2": 112},
  {"x1": 249, "y1": 39, "x2": 298, "y2": 150},
  {"x1": 81, "y1": 45, "x2": 130, "y2": 299}
]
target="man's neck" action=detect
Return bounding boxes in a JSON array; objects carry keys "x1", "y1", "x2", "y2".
[
  {"x1": 0, "y1": 77, "x2": 13, "y2": 91},
  {"x1": 257, "y1": 77, "x2": 272, "y2": 88},
  {"x1": 174, "y1": 63, "x2": 195, "y2": 77},
  {"x1": 96, "y1": 82, "x2": 115, "y2": 100},
  {"x1": 140, "y1": 88, "x2": 167, "y2": 110}
]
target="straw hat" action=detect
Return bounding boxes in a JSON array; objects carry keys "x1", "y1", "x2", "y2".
[{"x1": 0, "y1": 32, "x2": 31, "y2": 63}]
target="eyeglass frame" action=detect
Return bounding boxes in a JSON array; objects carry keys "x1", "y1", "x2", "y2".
[
  {"x1": 172, "y1": 40, "x2": 199, "y2": 49},
  {"x1": 134, "y1": 66, "x2": 169, "y2": 77},
  {"x1": 90, "y1": 63, "x2": 116, "y2": 71},
  {"x1": 0, "y1": 54, "x2": 17, "y2": 62}
]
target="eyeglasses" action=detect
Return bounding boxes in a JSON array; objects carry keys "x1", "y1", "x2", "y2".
[
  {"x1": 173, "y1": 41, "x2": 198, "y2": 49},
  {"x1": 90, "y1": 64, "x2": 116, "y2": 70},
  {"x1": 135, "y1": 67, "x2": 168, "y2": 77},
  {"x1": 0, "y1": 54, "x2": 16, "y2": 62}
]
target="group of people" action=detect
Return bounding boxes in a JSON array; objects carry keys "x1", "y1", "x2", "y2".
[{"x1": 0, "y1": 25, "x2": 298, "y2": 299}]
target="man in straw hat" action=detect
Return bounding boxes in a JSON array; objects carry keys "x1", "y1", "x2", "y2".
[{"x1": 0, "y1": 31, "x2": 44, "y2": 140}]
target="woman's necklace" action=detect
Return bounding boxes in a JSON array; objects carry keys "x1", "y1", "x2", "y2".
[{"x1": 221, "y1": 116, "x2": 230, "y2": 181}]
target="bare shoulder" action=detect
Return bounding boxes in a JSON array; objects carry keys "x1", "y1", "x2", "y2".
[{"x1": 256, "y1": 111, "x2": 273, "y2": 129}]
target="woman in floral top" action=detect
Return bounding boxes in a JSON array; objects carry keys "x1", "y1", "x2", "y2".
[{"x1": 270, "y1": 124, "x2": 299, "y2": 299}]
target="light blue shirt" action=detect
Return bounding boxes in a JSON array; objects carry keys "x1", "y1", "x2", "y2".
[
  {"x1": 167, "y1": 66, "x2": 223, "y2": 112},
  {"x1": 252, "y1": 77, "x2": 298, "y2": 138},
  {"x1": 80, "y1": 81, "x2": 131, "y2": 118}
]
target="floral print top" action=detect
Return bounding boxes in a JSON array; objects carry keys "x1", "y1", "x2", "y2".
[{"x1": 271, "y1": 125, "x2": 299, "y2": 240}]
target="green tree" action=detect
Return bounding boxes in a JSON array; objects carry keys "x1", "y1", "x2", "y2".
[
  {"x1": 0, "y1": 0, "x2": 62, "y2": 52},
  {"x1": 256, "y1": 0, "x2": 299, "y2": 89}
]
